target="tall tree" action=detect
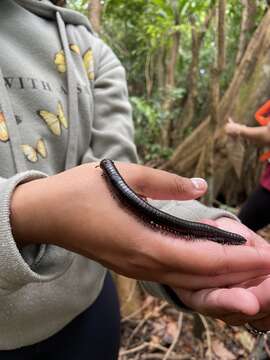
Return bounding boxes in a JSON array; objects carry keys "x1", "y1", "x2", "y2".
[
  {"x1": 236, "y1": 0, "x2": 257, "y2": 65},
  {"x1": 173, "y1": 4, "x2": 216, "y2": 144},
  {"x1": 88, "y1": 0, "x2": 102, "y2": 33}
]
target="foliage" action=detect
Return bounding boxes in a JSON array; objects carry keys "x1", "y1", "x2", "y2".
[
  {"x1": 131, "y1": 96, "x2": 173, "y2": 161},
  {"x1": 67, "y1": 0, "x2": 89, "y2": 15}
]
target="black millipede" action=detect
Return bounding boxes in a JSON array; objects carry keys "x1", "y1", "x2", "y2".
[{"x1": 100, "y1": 159, "x2": 246, "y2": 246}]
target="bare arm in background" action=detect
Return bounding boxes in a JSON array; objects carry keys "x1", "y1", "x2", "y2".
[{"x1": 225, "y1": 117, "x2": 270, "y2": 145}]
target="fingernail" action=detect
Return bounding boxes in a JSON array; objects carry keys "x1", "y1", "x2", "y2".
[{"x1": 191, "y1": 178, "x2": 207, "y2": 190}]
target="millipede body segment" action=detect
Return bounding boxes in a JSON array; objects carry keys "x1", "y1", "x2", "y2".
[{"x1": 100, "y1": 159, "x2": 246, "y2": 246}]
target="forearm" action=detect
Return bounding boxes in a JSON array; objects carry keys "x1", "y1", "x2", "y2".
[
  {"x1": 239, "y1": 125, "x2": 270, "y2": 145},
  {"x1": 10, "y1": 178, "x2": 52, "y2": 248},
  {"x1": 0, "y1": 171, "x2": 73, "y2": 290}
]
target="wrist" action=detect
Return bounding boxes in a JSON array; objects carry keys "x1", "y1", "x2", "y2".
[
  {"x1": 10, "y1": 178, "x2": 53, "y2": 248},
  {"x1": 238, "y1": 124, "x2": 247, "y2": 137}
]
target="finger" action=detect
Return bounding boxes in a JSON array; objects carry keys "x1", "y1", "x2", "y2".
[
  {"x1": 228, "y1": 117, "x2": 234, "y2": 124},
  {"x1": 155, "y1": 234, "x2": 270, "y2": 276},
  {"x1": 115, "y1": 162, "x2": 208, "y2": 201},
  {"x1": 201, "y1": 218, "x2": 268, "y2": 248},
  {"x1": 162, "y1": 269, "x2": 270, "y2": 290},
  {"x1": 176, "y1": 287, "x2": 259, "y2": 317},
  {"x1": 248, "y1": 277, "x2": 270, "y2": 312},
  {"x1": 215, "y1": 217, "x2": 268, "y2": 247},
  {"x1": 224, "y1": 276, "x2": 270, "y2": 329}
]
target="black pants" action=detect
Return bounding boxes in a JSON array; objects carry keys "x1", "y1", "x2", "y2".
[
  {"x1": 0, "y1": 273, "x2": 121, "y2": 360},
  {"x1": 239, "y1": 185, "x2": 270, "y2": 232}
]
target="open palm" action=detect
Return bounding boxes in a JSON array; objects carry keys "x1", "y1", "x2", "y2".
[{"x1": 174, "y1": 218, "x2": 270, "y2": 330}]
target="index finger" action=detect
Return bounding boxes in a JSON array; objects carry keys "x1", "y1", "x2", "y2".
[
  {"x1": 115, "y1": 162, "x2": 208, "y2": 201},
  {"x1": 154, "y1": 233, "x2": 270, "y2": 276}
]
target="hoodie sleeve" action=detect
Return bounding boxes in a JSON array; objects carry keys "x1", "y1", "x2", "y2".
[
  {"x1": 79, "y1": 34, "x2": 240, "y2": 311},
  {"x1": 0, "y1": 171, "x2": 74, "y2": 292},
  {"x1": 81, "y1": 37, "x2": 138, "y2": 164}
]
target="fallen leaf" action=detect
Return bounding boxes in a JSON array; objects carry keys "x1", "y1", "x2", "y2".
[
  {"x1": 150, "y1": 335, "x2": 161, "y2": 346},
  {"x1": 236, "y1": 331, "x2": 255, "y2": 352},
  {"x1": 167, "y1": 322, "x2": 178, "y2": 338},
  {"x1": 212, "y1": 339, "x2": 236, "y2": 360}
]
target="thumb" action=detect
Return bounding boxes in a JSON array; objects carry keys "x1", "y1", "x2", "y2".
[
  {"x1": 119, "y1": 163, "x2": 208, "y2": 201},
  {"x1": 175, "y1": 287, "x2": 259, "y2": 317}
]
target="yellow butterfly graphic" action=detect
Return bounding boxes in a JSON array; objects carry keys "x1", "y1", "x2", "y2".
[
  {"x1": 54, "y1": 50, "x2": 66, "y2": 73},
  {"x1": 38, "y1": 102, "x2": 68, "y2": 136},
  {"x1": 70, "y1": 44, "x2": 81, "y2": 55},
  {"x1": 54, "y1": 44, "x2": 81, "y2": 74},
  {"x1": 83, "y1": 48, "x2": 95, "y2": 81},
  {"x1": 0, "y1": 112, "x2": 9, "y2": 142},
  {"x1": 21, "y1": 138, "x2": 47, "y2": 163}
]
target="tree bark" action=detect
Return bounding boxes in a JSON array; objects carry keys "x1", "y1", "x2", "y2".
[
  {"x1": 172, "y1": 25, "x2": 199, "y2": 145},
  {"x1": 145, "y1": 54, "x2": 154, "y2": 97},
  {"x1": 236, "y1": 0, "x2": 257, "y2": 65},
  {"x1": 88, "y1": 0, "x2": 102, "y2": 34},
  {"x1": 201, "y1": 0, "x2": 225, "y2": 205},
  {"x1": 156, "y1": 48, "x2": 166, "y2": 90},
  {"x1": 218, "y1": 0, "x2": 226, "y2": 72},
  {"x1": 161, "y1": 10, "x2": 181, "y2": 148},
  {"x1": 172, "y1": 5, "x2": 216, "y2": 144}
]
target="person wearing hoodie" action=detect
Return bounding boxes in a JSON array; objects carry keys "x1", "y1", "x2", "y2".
[{"x1": 2, "y1": 0, "x2": 270, "y2": 358}]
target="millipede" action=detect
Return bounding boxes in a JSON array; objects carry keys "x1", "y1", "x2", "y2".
[{"x1": 99, "y1": 159, "x2": 246, "y2": 246}]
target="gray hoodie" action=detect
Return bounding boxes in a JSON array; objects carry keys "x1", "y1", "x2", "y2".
[{"x1": 0, "y1": 0, "x2": 237, "y2": 350}]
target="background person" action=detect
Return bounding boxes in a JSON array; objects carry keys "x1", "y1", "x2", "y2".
[{"x1": 225, "y1": 117, "x2": 270, "y2": 231}]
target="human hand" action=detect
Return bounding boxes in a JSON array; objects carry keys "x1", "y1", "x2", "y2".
[
  {"x1": 10, "y1": 162, "x2": 270, "y2": 291},
  {"x1": 173, "y1": 218, "x2": 270, "y2": 327},
  {"x1": 225, "y1": 117, "x2": 245, "y2": 137}
]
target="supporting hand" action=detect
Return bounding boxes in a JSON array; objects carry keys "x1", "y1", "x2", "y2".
[
  {"x1": 173, "y1": 218, "x2": 270, "y2": 328},
  {"x1": 11, "y1": 162, "x2": 270, "y2": 293}
]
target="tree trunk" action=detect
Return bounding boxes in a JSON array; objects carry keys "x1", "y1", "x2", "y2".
[
  {"x1": 172, "y1": 5, "x2": 216, "y2": 145},
  {"x1": 145, "y1": 54, "x2": 153, "y2": 97},
  {"x1": 156, "y1": 48, "x2": 166, "y2": 90},
  {"x1": 161, "y1": 11, "x2": 181, "y2": 148},
  {"x1": 88, "y1": 0, "x2": 102, "y2": 34},
  {"x1": 161, "y1": 9, "x2": 270, "y2": 204},
  {"x1": 172, "y1": 25, "x2": 199, "y2": 145},
  {"x1": 236, "y1": 0, "x2": 257, "y2": 65},
  {"x1": 218, "y1": 0, "x2": 226, "y2": 72},
  {"x1": 204, "y1": 0, "x2": 225, "y2": 205}
]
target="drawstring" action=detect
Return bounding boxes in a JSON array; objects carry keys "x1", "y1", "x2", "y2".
[
  {"x1": 0, "y1": 67, "x2": 27, "y2": 172},
  {"x1": 56, "y1": 11, "x2": 79, "y2": 170}
]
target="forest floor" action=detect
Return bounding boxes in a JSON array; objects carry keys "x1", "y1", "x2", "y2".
[{"x1": 119, "y1": 226, "x2": 270, "y2": 360}]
